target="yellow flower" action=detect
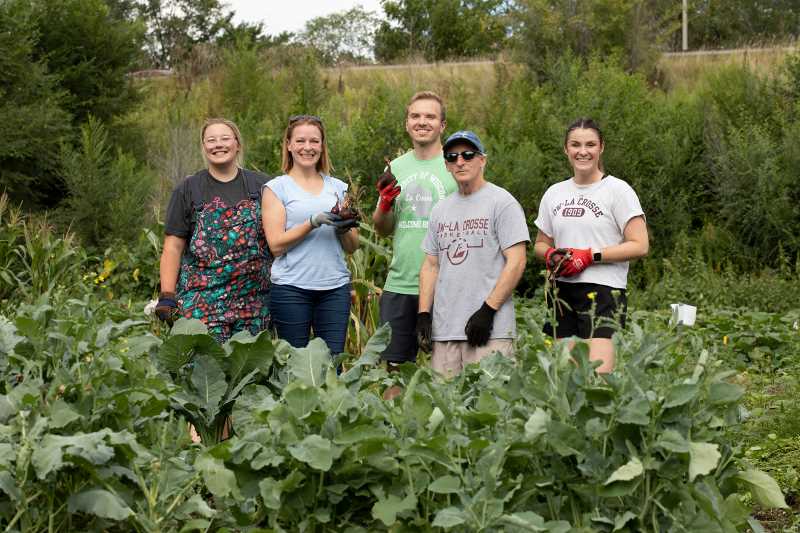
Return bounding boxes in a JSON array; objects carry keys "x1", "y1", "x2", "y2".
[
  {"x1": 723, "y1": 335, "x2": 728, "y2": 345},
  {"x1": 587, "y1": 291, "x2": 597, "y2": 301},
  {"x1": 132, "y1": 268, "x2": 140, "y2": 282},
  {"x1": 544, "y1": 338, "x2": 553, "y2": 347}
]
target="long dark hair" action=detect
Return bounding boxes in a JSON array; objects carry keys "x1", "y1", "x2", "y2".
[{"x1": 563, "y1": 117, "x2": 604, "y2": 147}]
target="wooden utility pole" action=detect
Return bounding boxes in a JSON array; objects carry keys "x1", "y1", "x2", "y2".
[{"x1": 682, "y1": 0, "x2": 688, "y2": 51}]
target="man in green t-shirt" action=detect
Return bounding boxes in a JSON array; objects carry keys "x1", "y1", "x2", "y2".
[{"x1": 372, "y1": 91, "x2": 457, "y2": 372}]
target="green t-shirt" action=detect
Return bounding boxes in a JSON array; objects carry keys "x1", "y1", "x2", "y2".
[{"x1": 383, "y1": 151, "x2": 457, "y2": 294}]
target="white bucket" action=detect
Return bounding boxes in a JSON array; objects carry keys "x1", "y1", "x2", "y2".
[{"x1": 670, "y1": 303, "x2": 697, "y2": 326}]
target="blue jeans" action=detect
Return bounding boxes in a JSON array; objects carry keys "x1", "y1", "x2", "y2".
[{"x1": 269, "y1": 283, "x2": 351, "y2": 354}]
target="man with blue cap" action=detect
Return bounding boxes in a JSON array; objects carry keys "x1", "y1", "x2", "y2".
[{"x1": 416, "y1": 130, "x2": 530, "y2": 377}]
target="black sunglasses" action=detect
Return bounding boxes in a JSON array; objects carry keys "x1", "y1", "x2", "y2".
[
  {"x1": 444, "y1": 150, "x2": 479, "y2": 163},
  {"x1": 289, "y1": 114, "x2": 323, "y2": 124}
]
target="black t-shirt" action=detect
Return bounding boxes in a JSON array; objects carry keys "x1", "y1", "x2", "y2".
[{"x1": 164, "y1": 169, "x2": 269, "y2": 238}]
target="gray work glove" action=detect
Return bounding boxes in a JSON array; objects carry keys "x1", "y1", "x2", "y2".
[{"x1": 309, "y1": 211, "x2": 339, "y2": 228}]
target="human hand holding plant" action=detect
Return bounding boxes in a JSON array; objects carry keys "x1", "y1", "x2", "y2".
[
  {"x1": 376, "y1": 157, "x2": 401, "y2": 213},
  {"x1": 545, "y1": 247, "x2": 571, "y2": 275},
  {"x1": 310, "y1": 211, "x2": 345, "y2": 228}
]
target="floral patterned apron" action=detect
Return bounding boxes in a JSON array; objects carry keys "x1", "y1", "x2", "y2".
[{"x1": 177, "y1": 194, "x2": 270, "y2": 343}]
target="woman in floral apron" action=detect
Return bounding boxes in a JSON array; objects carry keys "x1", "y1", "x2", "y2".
[{"x1": 156, "y1": 118, "x2": 271, "y2": 343}]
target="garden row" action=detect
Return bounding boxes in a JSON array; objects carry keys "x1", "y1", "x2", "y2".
[{"x1": 0, "y1": 289, "x2": 794, "y2": 531}]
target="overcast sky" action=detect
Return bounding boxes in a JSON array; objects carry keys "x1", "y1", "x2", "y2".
[{"x1": 226, "y1": 0, "x2": 384, "y2": 36}]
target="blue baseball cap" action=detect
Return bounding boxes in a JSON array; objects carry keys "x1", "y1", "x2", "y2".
[{"x1": 443, "y1": 130, "x2": 485, "y2": 155}]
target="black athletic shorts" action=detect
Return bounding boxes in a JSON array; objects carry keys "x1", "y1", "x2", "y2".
[
  {"x1": 379, "y1": 291, "x2": 419, "y2": 363},
  {"x1": 543, "y1": 282, "x2": 627, "y2": 339}
]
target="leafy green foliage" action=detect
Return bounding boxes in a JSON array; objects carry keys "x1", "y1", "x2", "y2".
[
  {"x1": 0, "y1": 0, "x2": 147, "y2": 210},
  {"x1": 156, "y1": 320, "x2": 275, "y2": 444},
  {"x1": 30, "y1": 0, "x2": 144, "y2": 123},
  {"x1": 0, "y1": 0, "x2": 70, "y2": 206},
  {"x1": 0, "y1": 270, "x2": 794, "y2": 530},
  {"x1": 687, "y1": 0, "x2": 800, "y2": 49},
  {"x1": 513, "y1": 0, "x2": 680, "y2": 78},
  {"x1": 0, "y1": 296, "x2": 205, "y2": 531},
  {"x1": 635, "y1": 232, "x2": 800, "y2": 313},
  {"x1": 183, "y1": 313, "x2": 783, "y2": 530},
  {"x1": 83, "y1": 225, "x2": 162, "y2": 302},
  {"x1": 0, "y1": 201, "x2": 86, "y2": 303},
  {"x1": 375, "y1": 0, "x2": 510, "y2": 62},
  {"x1": 138, "y1": 0, "x2": 234, "y2": 69},
  {"x1": 300, "y1": 6, "x2": 380, "y2": 66}
]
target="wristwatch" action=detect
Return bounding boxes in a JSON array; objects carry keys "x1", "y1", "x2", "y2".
[{"x1": 593, "y1": 250, "x2": 603, "y2": 263}]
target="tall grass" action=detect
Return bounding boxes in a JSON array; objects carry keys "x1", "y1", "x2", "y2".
[{"x1": 660, "y1": 45, "x2": 797, "y2": 90}]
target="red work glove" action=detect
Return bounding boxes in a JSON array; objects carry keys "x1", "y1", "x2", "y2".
[
  {"x1": 544, "y1": 247, "x2": 571, "y2": 275},
  {"x1": 559, "y1": 248, "x2": 593, "y2": 277},
  {"x1": 376, "y1": 163, "x2": 401, "y2": 213}
]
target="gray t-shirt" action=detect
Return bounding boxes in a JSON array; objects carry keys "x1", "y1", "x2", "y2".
[
  {"x1": 422, "y1": 182, "x2": 530, "y2": 341},
  {"x1": 534, "y1": 175, "x2": 644, "y2": 288}
]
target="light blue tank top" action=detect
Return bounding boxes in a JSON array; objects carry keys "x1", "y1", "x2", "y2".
[{"x1": 265, "y1": 174, "x2": 351, "y2": 290}]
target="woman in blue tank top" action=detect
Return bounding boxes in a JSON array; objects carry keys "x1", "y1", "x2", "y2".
[{"x1": 261, "y1": 115, "x2": 360, "y2": 355}]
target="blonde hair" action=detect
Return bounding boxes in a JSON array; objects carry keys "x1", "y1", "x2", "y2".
[
  {"x1": 280, "y1": 115, "x2": 332, "y2": 175},
  {"x1": 200, "y1": 118, "x2": 244, "y2": 167},
  {"x1": 406, "y1": 91, "x2": 446, "y2": 122}
]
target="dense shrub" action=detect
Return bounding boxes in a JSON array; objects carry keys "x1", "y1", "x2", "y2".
[
  {"x1": 57, "y1": 117, "x2": 156, "y2": 250},
  {"x1": 30, "y1": 0, "x2": 143, "y2": 124},
  {"x1": 0, "y1": 0, "x2": 71, "y2": 207}
]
